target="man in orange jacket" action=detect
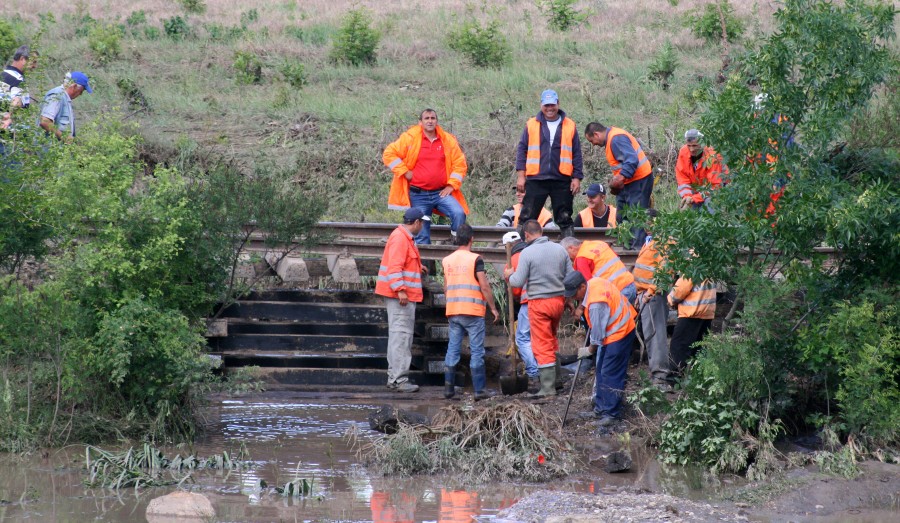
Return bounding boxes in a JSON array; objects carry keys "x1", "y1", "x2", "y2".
[
  {"x1": 375, "y1": 208, "x2": 430, "y2": 393},
  {"x1": 574, "y1": 183, "x2": 618, "y2": 228},
  {"x1": 584, "y1": 122, "x2": 654, "y2": 249},
  {"x1": 441, "y1": 224, "x2": 500, "y2": 400},
  {"x1": 675, "y1": 129, "x2": 725, "y2": 211},
  {"x1": 383, "y1": 109, "x2": 469, "y2": 244}
]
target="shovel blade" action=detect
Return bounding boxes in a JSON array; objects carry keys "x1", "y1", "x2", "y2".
[{"x1": 500, "y1": 373, "x2": 529, "y2": 395}]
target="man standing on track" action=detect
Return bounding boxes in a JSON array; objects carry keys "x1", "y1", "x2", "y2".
[
  {"x1": 375, "y1": 208, "x2": 431, "y2": 393},
  {"x1": 584, "y1": 122, "x2": 653, "y2": 248},
  {"x1": 383, "y1": 109, "x2": 469, "y2": 244},
  {"x1": 515, "y1": 89, "x2": 583, "y2": 238},
  {"x1": 504, "y1": 220, "x2": 572, "y2": 397}
]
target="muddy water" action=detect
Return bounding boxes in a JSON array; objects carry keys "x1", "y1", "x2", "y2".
[{"x1": 0, "y1": 395, "x2": 732, "y2": 522}]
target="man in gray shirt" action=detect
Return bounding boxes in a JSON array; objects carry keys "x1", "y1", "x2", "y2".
[
  {"x1": 504, "y1": 219, "x2": 572, "y2": 397},
  {"x1": 39, "y1": 71, "x2": 92, "y2": 143}
]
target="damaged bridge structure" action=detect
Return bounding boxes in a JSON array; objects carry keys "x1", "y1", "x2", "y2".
[{"x1": 207, "y1": 223, "x2": 624, "y2": 390}]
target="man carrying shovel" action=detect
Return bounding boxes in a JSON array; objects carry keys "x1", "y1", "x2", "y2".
[{"x1": 564, "y1": 271, "x2": 637, "y2": 429}]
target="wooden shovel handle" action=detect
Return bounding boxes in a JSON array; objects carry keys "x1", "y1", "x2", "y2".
[{"x1": 505, "y1": 243, "x2": 517, "y2": 365}]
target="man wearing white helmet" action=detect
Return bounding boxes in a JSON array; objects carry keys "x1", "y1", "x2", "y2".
[{"x1": 503, "y1": 230, "x2": 540, "y2": 393}]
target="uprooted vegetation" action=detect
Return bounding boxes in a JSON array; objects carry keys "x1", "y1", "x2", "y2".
[{"x1": 353, "y1": 402, "x2": 577, "y2": 483}]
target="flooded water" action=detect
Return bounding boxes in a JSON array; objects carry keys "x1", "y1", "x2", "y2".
[{"x1": 0, "y1": 394, "x2": 736, "y2": 522}]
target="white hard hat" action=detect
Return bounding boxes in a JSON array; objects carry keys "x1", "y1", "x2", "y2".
[
  {"x1": 753, "y1": 93, "x2": 769, "y2": 110},
  {"x1": 502, "y1": 231, "x2": 521, "y2": 245}
]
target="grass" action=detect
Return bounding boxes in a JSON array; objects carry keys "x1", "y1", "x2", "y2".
[{"x1": 7, "y1": 1, "x2": 897, "y2": 224}]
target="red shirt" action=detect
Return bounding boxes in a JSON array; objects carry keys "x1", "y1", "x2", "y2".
[{"x1": 410, "y1": 135, "x2": 447, "y2": 190}]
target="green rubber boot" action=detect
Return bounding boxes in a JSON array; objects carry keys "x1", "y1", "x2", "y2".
[{"x1": 532, "y1": 367, "x2": 557, "y2": 398}]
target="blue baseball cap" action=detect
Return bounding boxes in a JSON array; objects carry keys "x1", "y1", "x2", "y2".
[
  {"x1": 403, "y1": 208, "x2": 431, "y2": 223},
  {"x1": 583, "y1": 183, "x2": 606, "y2": 197},
  {"x1": 70, "y1": 71, "x2": 93, "y2": 94},
  {"x1": 540, "y1": 89, "x2": 558, "y2": 106}
]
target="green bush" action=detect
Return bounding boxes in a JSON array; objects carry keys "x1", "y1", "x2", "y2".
[
  {"x1": 178, "y1": 0, "x2": 206, "y2": 15},
  {"x1": 446, "y1": 16, "x2": 510, "y2": 68},
  {"x1": 163, "y1": 16, "x2": 190, "y2": 40},
  {"x1": 205, "y1": 23, "x2": 244, "y2": 41},
  {"x1": 691, "y1": 0, "x2": 744, "y2": 44},
  {"x1": 240, "y1": 8, "x2": 259, "y2": 29},
  {"x1": 284, "y1": 25, "x2": 332, "y2": 46},
  {"x1": 329, "y1": 8, "x2": 380, "y2": 66},
  {"x1": 279, "y1": 60, "x2": 307, "y2": 88},
  {"x1": 144, "y1": 26, "x2": 161, "y2": 40},
  {"x1": 538, "y1": 0, "x2": 590, "y2": 32},
  {"x1": 233, "y1": 50, "x2": 263, "y2": 84},
  {"x1": 0, "y1": 19, "x2": 19, "y2": 61},
  {"x1": 648, "y1": 41, "x2": 679, "y2": 90},
  {"x1": 126, "y1": 10, "x2": 147, "y2": 27},
  {"x1": 87, "y1": 23, "x2": 123, "y2": 63}
]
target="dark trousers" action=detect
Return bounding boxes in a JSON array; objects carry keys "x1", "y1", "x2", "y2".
[
  {"x1": 616, "y1": 175, "x2": 654, "y2": 248},
  {"x1": 521, "y1": 178, "x2": 574, "y2": 231},
  {"x1": 669, "y1": 317, "x2": 711, "y2": 372},
  {"x1": 593, "y1": 328, "x2": 636, "y2": 419}
]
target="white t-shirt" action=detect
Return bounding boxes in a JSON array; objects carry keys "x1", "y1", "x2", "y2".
[{"x1": 546, "y1": 117, "x2": 561, "y2": 147}]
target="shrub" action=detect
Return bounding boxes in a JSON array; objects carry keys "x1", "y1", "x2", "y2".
[
  {"x1": 240, "y1": 8, "x2": 259, "y2": 29},
  {"x1": 126, "y1": 10, "x2": 147, "y2": 27},
  {"x1": 691, "y1": 0, "x2": 744, "y2": 44},
  {"x1": 538, "y1": 0, "x2": 590, "y2": 32},
  {"x1": 284, "y1": 25, "x2": 332, "y2": 46},
  {"x1": 329, "y1": 8, "x2": 380, "y2": 66},
  {"x1": 0, "y1": 19, "x2": 19, "y2": 61},
  {"x1": 648, "y1": 41, "x2": 679, "y2": 90},
  {"x1": 144, "y1": 26, "x2": 161, "y2": 40},
  {"x1": 446, "y1": 16, "x2": 510, "y2": 68},
  {"x1": 178, "y1": 0, "x2": 206, "y2": 15},
  {"x1": 163, "y1": 16, "x2": 190, "y2": 40},
  {"x1": 233, "y1": 50, "x2": 263, "y2": 84},
  {"x1": 87, "y1": 23, "x2": 123, "y2": 63},
  {"x1": 279, "y1": 60, "x2": 307, "y2": 88},
  {"x1": 205, "y1": 23, "x2": 244, "y2": 41},
  {"x1": 116, "y1": 77, "x2": 151, "y2": 110}
]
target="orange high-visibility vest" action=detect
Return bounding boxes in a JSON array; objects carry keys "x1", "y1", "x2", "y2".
[
  {"x1": 375, "y1": 226, "x2": 424, "y2": 302},
  {"x1": 510, "y1": 250, "x2": 527, "y2": 303},
  {"x1": 513, "y1": 203, "x2": 553, "y2": 227},
  {"x1": 668, "y1": 277, "x2": 716, "y2": 319},
  {"x1": 525, "y1": 117, "x2": 576, "y2": 176},
  {"x1": 577, "y1": 205, "x2": 617, "y2": 228},
  {"x1": 604, "y1": 127, "x2": 652, "y2": 184},
  {"x1": 576, "y1": 240, "x2": 634, "y2": 292},
  {"x1": 632, "y1": 239, "x2": 661, "y2": 294},
  {"x1": 584, "y1": 277, "x2": 636, "y2": 344},
  {"x1": 442, "y1": 249, "x2": 486, "y2": 317}
]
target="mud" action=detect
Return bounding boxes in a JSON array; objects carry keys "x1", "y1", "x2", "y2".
[{"x1": 0, "y1": 391, "x2": 896, "y2": 522}]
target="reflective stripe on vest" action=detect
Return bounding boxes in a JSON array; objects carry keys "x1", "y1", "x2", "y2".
[
  {"x1": 669, "y1": 279, "x2": 716, "y2": 319},
  {"x1": 604, "y1": 127, "x2": 652, "y2": 182},
  {"x1": 525, "y1": 117, "x2": 576, "y2": 176},
  {"x1": 442, "y1": 250, "x2": 486, "y2": 317},
  {"x1": 513, "y1": 203, "x2": 553, "y2": 227},
  {"x1": 632, "y1": 240, "x2": 660, "y2": 293},
  {"x1": 578, "y1": 240, "x2": 634, "y2": 291},
  {"x1": 578, "y1": 206, "x2": 617, "y2": 228},
  {"x1": 584, "y1": 277, "x2": 635, "y2": 345}
]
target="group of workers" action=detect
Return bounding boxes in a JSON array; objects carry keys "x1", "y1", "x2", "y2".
[
  {"x1": 376, "y1": 89, "x2": 725, "y2": 429},
  {"x1": 1, "y1": 45, "x2": 93, "y2": 153}
]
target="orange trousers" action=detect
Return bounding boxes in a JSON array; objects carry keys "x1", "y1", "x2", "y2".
[{"x1": 527, "y1": 296, "x2": 565, "y2": 367}]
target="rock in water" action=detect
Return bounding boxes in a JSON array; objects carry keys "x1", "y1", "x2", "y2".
[
  {"x1": 146, "y1": 491, "x2": 215, "y2": 521},
  {"x1": 368, "y1": 405, "x2": 428, "y2": 434},
  {"x1": 604, "y1": 451, "x2": 633, "y2": 473}
]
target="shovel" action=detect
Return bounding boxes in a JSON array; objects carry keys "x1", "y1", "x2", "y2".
[{"x1": 499, "y1": 241, "x2": 528, "y2": 395}]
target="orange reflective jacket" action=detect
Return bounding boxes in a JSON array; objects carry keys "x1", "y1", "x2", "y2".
[
  {"x1": 632, "y1": 239, "x2": 663, "y2": 294},
  {"x1": 383, "y1": 124, "x2": 469, "y2": 213},
  {"x1": 513, "y1": 203, "x2": 553, "y2": 227},
  {"x1": 375, "y1": 226, "x2": 424, "y2": 302},
  {"x1": 675, "y1": 145, "x2": 725, "y2": 204},
  {"x1": 525, "y1": 117, "x2": 576, "y2": 176},
  {"x1": 575, "y1": 240, "x2": 634, "y2": 292},
  {"x1": 668, "y1": 277, "x2": 716, "y2": 319},
  {"x1": 584, "y1": 277, "x2": 636, "y2": 345},
  {"x1": 510, "y1": 250, "x2": 527, "y2": 303},
  {"x1": 605, "y1": 127, "x2": 652, "y2": 184},
  {"x1": 442, "y1": 249, "x2": 486, "y2": 317},
  {"x1": 578, "y1": 205, "x2": 617, "y2": 228}
]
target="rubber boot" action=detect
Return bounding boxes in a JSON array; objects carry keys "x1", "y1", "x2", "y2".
[
  {"x1": 531, "y1": 367, "x2": 557, "y2": 398},
  {"x1": 559, "y1": 226, "x2": 575, "y2": 239},
  {"x1": 472, "y1": 366, "x2": 497, "y2": 401},
  {"x1": 444, "y1": 365, "x2": 456, "y2": 399}
]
